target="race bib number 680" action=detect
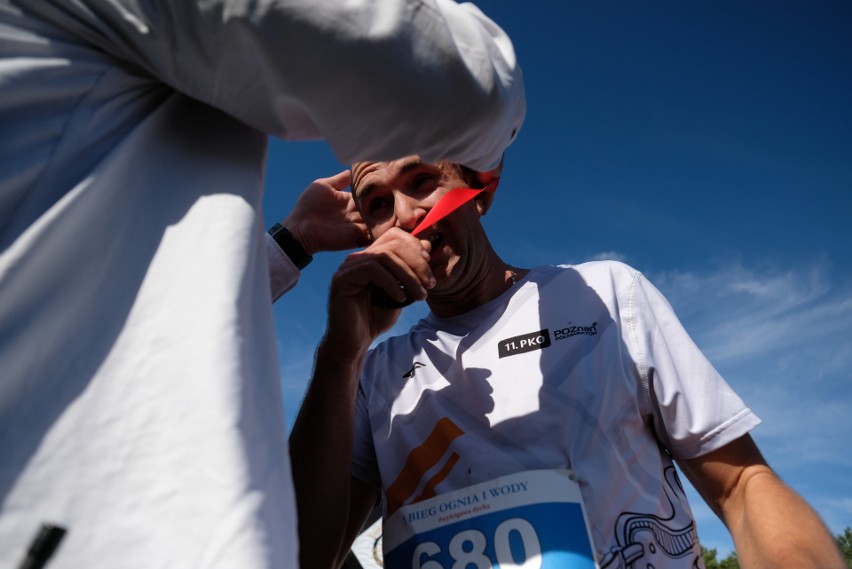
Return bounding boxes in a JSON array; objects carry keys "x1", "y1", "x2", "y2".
[
  {"x1": 413, "y1": 516, "x2": 540, "y2": 568},
  {"x1": 383, "y1": 470, "x2": 598, "y2": 568}
]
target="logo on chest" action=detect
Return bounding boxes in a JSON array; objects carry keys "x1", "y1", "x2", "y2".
[
  {"x1": 497, "y1": 329, "x2": 551, "y2": 358},
  {"x1": 401, "y1": 362, "x2": 426, "y2": 379},
  {"x1": 554, "y1": 322, "x2": 598, "y2": 340}
]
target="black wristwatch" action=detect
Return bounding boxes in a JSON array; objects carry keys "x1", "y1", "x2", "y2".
[{"x1": 268, "y1": 223, "x2": 313, "y2": 270}]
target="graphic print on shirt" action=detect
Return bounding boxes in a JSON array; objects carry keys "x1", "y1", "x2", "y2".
[
  {"x1": 385, "y1": 418, "x2": 464, "y2": 516},
  {"x1": 401, "y1": 362, "x2": 426, "y2": 379},
  {"x1": 599, "y1": 466, "x2": 700, "y2": 569},
  {"x1": 553, "y1": 321, "x2": 599, "y2": 340},
  {"x1": 497, "y1": 328, "x2": 551, "y2": 358}
]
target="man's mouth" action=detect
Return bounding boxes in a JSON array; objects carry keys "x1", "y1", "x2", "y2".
[{"x1": 427, "y1": 232, "x2": 443, "y2": 249}]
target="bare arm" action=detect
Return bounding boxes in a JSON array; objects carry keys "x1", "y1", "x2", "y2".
[
  {"x1": 289, "y1": 227, "x2": 434, "y2": 568},
  {"x1": 288, "y1": 341, "x2": 373, "y2": 568},
  {"x1": 678, "y1": 434, "x2": 843, "y2": 568},
  {"x1": 44, "y1": 0, "x2": 524, "y2": 171}
]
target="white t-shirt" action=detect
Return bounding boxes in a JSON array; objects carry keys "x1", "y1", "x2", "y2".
[
  {"x1": 0, "y1": 2, "x2": 524, "y2": 567},
  {"x1": 353, "y1": 262, "x2": 760, "y2": 567}
]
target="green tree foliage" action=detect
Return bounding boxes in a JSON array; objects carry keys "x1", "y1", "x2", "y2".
[
  {"x1": 701, "y1": 546, "x2": 739, "y2": 569},
  {"x1": 703, "y1": 527, "x2": 852, "y2": 569},
  {"x1": 836, "y1": 527, "x2": 852, "y2": 568}
]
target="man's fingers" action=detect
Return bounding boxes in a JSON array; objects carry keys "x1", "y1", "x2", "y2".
[
  {"x1": 371, "y1": 248, "x2": 430, "y2": 302},
  {"x1": 370, "y1": 270, "x2": 412, "y2": 304},
  {"x1": 333, "y1": 232, "x2": 433, "y2": 304},
  {"x1": 332, "y1": 254, "x2": 419, "y2": 308},
  {"x1": 376, "y1": 231, "x2": 434, "y2": 296},
  {"x1": 325, "y1": 169, "x2": 351, "y2": 191}
]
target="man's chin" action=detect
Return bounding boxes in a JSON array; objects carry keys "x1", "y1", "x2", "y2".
[{"x1": 424, "y1": 275, "x2": 463, "y2": 301}]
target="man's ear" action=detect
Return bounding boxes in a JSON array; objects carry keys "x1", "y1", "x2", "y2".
[
  {"x1": 459, "y1": 161, "x2": 501, "y2": 190},
  {"x1": 473, "y1": 192, "x2": 491, "y2": 216},
  {"x1": 459, "y1": 172, "x2": 495, "y2": 216},
  {"x1": 459, "y1": 156, "x2": 502, "y2": 215}
]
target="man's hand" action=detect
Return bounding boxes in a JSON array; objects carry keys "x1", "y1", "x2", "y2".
[
  {"x1": 280, "y1": 170, "x2": 369, "y2": 256},
  {"x1": 324, "y1": 228, "x2": 435, "y2": 358}
]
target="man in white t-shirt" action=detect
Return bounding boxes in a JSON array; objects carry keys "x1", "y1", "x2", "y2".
[
  {"x1": 0, "y1": 2, "x2": 524, "y2": 567},
  {"x1": 288, "y1": 157, "x2": 844, "y2": 568}
]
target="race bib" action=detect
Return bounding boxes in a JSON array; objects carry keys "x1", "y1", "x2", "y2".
[{"x1": 383, "y1": 470, "x2": 598, "y2": 568}]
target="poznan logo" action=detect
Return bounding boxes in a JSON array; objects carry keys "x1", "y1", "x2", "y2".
[{"x1": 554, "y1": 322, "x2": 598, "y2": 340}]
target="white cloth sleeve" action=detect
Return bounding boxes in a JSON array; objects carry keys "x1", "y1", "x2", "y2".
[
  {"x1": 33, "y1": 0, "x2": 525, "y2": 171},
  {"x1": 265, "y1": 232, "x2": 299, "y2": 302},
  {"x1": 626, "y1": 271, "x2": 761, "y2": 459}
]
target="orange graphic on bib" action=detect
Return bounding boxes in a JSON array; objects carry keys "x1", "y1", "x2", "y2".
[{"x1": 385, "y1": 418, "x2": 464, "y2": 515}]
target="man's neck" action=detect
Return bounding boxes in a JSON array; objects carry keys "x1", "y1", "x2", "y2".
[{"x1": 426, "y1": 250, "x2": 527, "y2": 318}]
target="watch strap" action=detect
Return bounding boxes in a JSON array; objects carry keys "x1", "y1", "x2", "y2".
[{"x1": 268, "y1": 223, "x2": 313, "y2": 269}]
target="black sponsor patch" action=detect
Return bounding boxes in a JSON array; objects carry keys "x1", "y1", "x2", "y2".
[{"x1": 498, "y1": 329, "x2": 551, "y2": 359}]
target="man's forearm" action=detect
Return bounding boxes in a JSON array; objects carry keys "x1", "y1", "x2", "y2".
[
  {"x1": 728, "y1": 469, "x2": 844, "y2": 569},
  {"x1": 289, "y1": 340, "x2": 366, "y2": 569}
]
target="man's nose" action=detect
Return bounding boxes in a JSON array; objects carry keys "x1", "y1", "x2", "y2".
[{"x1": 393, "y1": 194, "x2": 426, "y2": 232}]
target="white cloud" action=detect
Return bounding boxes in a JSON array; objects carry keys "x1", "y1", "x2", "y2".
[
  {"x1": 649, "y1": 260, "x2": 852, "y2": 538},
  {"x1": 649, "y1": 262, "x2": 852, "y2": 382},
  {"x1": 589, "y1": 250, "x2": 629, "y2": 263}
]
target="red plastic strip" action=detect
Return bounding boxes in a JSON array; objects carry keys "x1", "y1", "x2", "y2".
[{"x1": 411, "y1": 179, "x2": 498, "y2": 236}]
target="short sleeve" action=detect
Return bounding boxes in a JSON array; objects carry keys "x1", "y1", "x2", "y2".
[{"x1": 626, "y1": 271, "x2": 761, "y2": 459}]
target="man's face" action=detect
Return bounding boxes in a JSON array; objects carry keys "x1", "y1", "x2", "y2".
[{"x1": 351, "y1": 156, "x2": 488, "y2": 292}]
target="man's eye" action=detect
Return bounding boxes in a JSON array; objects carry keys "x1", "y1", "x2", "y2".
[
  {"x1": 368, "y1": 197, "x2": 390, "y2": 214},
  {"x1": 413, "y1": 173, "x2": 437, "y2": 188}
]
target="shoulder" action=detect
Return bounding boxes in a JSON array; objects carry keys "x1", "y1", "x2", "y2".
[
  {"x1": 563, "y1": 259, "x2": 640, "y2": 279},
  {"x1": 536, "y1": 260, "x2": 643, "y2": 297}
]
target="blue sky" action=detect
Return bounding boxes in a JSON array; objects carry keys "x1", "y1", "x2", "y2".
[{"x1": 263, "y1": 1, "x2": 852, "y2": 556}]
